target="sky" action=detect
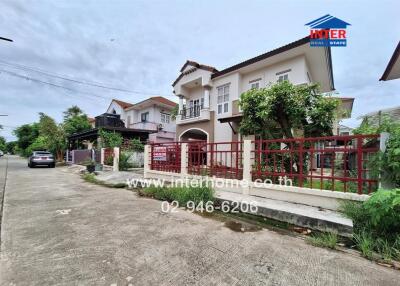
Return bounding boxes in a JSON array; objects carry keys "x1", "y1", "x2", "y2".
[{"x1": 0, "y1": 0, "x2": 399, "y2": 141}]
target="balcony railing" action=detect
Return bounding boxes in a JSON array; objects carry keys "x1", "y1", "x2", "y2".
[
  {"x1": 129, "y1": 121, "x2": 159, "y2": 131},
  {"x1": 180, "y1": 105, "x2": 204, "y2": 120}
]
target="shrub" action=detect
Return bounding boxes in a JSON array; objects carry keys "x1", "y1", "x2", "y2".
[
  {"x1": 139, "y1": 185, "x2": 214, "y2": 206},
  {"x1": 119, "y1": 152, "x2": 133, "y2": 171},
  {"x1": 306, "y1": 232, "x2": 338, "y2": 249},
  {"x1": 129, "y1": 138, "x2": 144, "y2": 152},
  {"x1": 104, "y1": 155, "x2": 114, "y2": 166},
  {"x1": 99, "y1": 129, "x2": 123, "y2": 148},
  {"x1": 340, "y1": 189, "x2": 400, "y2": 261}
]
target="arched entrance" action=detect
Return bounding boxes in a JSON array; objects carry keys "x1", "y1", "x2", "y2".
[
  {"x1": 179, "y1": 128, "x2": 208, "y2": 142},
  {"x1": 179, "y1": 128, "x2": 208, "y2": 166}
]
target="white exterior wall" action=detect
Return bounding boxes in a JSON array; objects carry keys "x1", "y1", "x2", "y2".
[
  {"x1": 106, "y1": 101, "x2": 126, "y2": 123},
  {"x1": 209, "y1": 56, "x2": 310, "y2": 143}
]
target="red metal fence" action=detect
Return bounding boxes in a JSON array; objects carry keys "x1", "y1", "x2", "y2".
[
  {"x1": 252, "y1": 134, "x2": 380, "y2": 194},
  {"x1": 104, "y1": 148, "x2": 114, "y2": 166},
  {"x1": 150, "y1": 142, "x2": 181, "y2": 173},
  {"x1": 187, "y1": 141, "x2": 243, "y2": 179}
]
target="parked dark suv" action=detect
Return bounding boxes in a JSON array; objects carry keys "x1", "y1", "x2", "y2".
[{"x1": 28, "y1": 151, "x2": 55, "y2": 168}]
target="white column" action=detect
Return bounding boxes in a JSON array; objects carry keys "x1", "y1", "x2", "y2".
[
  {"x1": 144, "y1": 145, "x2": 150, "y2": 178},
  {"x1": 178, "y1": 96, "x2": 184, "y2": 112},
  {"x1": 203, "y1": 88, "x2": 210, "y2": 109},
  {"x1": 242, "y1": 139, "x2": 252, "y2": 195},
  {"x1": 100, "y1": 148, "x2": 105, "y2": 165},
  {"x1": 113, "y1": 147, "x2": 120, "y2": 172},
  {"x1": 181, "y1": 143, "x2": 188, "y2": 177}
]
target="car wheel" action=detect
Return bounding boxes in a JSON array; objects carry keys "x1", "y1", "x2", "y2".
[
  {"x1": 50, "y1": 163, "x2": 55, "y2": 168},
  {"x1": 29, "y1": 163, "x2": 34, "y2": 168}
]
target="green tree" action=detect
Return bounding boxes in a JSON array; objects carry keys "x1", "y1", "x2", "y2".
[
  {"x1": 62, "y1": 105, "x2": 91, "y2": 136},
  {"x1": 13, "y1": 123, "x2": 40, "y2": 156},
  {"x1": 5, "y1": 141, "x2": 17, "y2": 154},
  {"x1": 170, "y1": 104, "x2": 179, "y2": 121},
  {"x1": 239, "y1": 81, "x2": 340, "y2": 139},
  {"x1": 354, "y1": 117, "x2": 400, "y2": 187},
  {"x1": 0, "y1": 136, "x2": 6, "y2": 151},
  {"x1": 99, "y1": 129, "x2": 123, "y2": 148},
  {"x1": 37, "y1": 113, "x2": 66, "y2": 161}
]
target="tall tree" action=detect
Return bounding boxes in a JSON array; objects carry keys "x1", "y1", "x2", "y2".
[
  {"x1": 13, "y1": 123, "x2": 40, "y2": 156},
  {"x1": 239, "y1": 81, "x2": 340, "y2": 139},
  {"x1": 63, "y1": 105, "x2": 91, "y2": 136},
  {"x1": 38, "y1": 113, "x2": 66, "y2": 160},
  {"x1": 0, "y1": 136, "x2": 6, "y2": 151}
]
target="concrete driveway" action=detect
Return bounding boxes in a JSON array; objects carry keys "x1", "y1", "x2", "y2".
[{"x1": 0, "y1": 156, "x2": 399, "y2": 286}]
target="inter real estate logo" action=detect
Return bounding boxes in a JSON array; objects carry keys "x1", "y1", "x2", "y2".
[{"x1": 305, "y1": 14, "x2": 351, "y2": 47}]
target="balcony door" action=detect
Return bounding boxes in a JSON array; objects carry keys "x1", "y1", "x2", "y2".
[{"x1": 189, "y1": 99, "x2": 200, "y2": 118}]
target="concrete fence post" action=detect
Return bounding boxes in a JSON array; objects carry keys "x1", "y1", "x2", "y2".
[
  {"x1": 379, "y1": 132, "x2": 392, "y2": 189},
  {"x1": 181, "y1": 143, "x2": 188, "y2": 177},
  {"x1": 71, "y1": 150, "x2": 75, "y2": 164},
  {"x1": 242, "y1": 139, "x2": 252, "y2": 195},
  {"x1": 113, "y1": 147, "x2": 120, "y2": 172},
  {"x1": 100, "y1": 148, "x2": 105, "y2": 165},
  {"x1": 144, "y1": 145, "x2": 150, "y2": 178}
]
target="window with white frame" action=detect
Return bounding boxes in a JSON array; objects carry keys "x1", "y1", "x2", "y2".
[
  {"x1": 249, "y1": 78, "x2": 261, "y2": 90},
  {"x1": 217, "y1": 84, "x2": 229, "y2": 114},
  {"x1": 276, "y1": 69, "x2": 291, "y2": 82},
  {"x1": 277, "y1": 73, "x2": 289, "y2": 82},
  {"x1": 161, "y1": 113, "x2": 170, "y2": 123},
  {"x1": 251, "y1": 81, "x2": 260, "y2": 89}
]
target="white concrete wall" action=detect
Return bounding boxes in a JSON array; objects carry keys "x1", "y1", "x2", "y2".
[
  {"x1": 174, "y1": 55, "x2": 312, "y2": 143},
  {"x1": 106, "y1": 102, "x2": 126, "y2": 123}
]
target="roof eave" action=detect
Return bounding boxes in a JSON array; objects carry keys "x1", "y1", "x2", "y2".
[{"x1": 380, "y1": 41, "x2": 400, "y2": 81}]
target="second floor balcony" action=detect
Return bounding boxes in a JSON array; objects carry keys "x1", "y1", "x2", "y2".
[
  {"x1": 177, "y1": 105, "x2": 211, "y2": 125},
  {"x1": 128, "y1": 121, "x2": 159, "y2": 131}
]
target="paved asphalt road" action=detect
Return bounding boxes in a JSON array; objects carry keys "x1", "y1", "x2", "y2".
[{"x1": 0, "y1": 156, "x2": 399, "y2": 286}]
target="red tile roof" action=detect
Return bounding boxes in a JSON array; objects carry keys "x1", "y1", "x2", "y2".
[
  {"x1": 112, "y1": 99, "x2": 134, "y2": 109},
  {"x1": 150, "y1": 96, "x2": 177, "y2": 107}
]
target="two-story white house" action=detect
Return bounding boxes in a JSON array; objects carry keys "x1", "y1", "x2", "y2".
[
  {"x1": 173, "y1": 36, "x2": 353, "y2": 143},
  {"x1": 106, "y1": 97, "x2": 177, "y2": 143}
]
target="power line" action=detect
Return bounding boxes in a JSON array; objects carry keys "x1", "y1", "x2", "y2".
[
  {"x1": 0, "y1": 69, "x2": 111, "y2": 101},
  {"x1": 0, "y1": 59, "x2": 171, "y2": 97},
  {"x1": 0, "y1": 37, "x2": 13, "y2": 42}
]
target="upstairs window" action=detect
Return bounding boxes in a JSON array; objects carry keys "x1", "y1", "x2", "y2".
[
  {"x1": 277, "y1": 73, "x2": 289, "y2": 82},
  {"x1": 141, "y1": 112, "x2": 149, "y2": 122},
  {"x1": 251, "y1": 82, "x2": 260, "y2": 89},
  {"x1": 217, "y1": 84, "x2": 229, "y2": 114},
  {"x1": 249, "y1": 78, "x2": 261, "y2": 90},
  {"x1": 161, "y1": 113, "x2": 170, "y2": 123},
  {"x1": 276, "y1": 69, "x2": 291, "y2": 83}
]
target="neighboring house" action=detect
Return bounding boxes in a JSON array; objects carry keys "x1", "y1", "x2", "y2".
[
  {"x1": 358, "y1": 106, "x2": 400, "y2": 126},
  {"x1": 337, "y1": 124, "x2": 353, "y2": 136},
  {"x1": 106, "y1": 97, "x2": 177, "y2": 143},
  {"x1": 380, "y1": 41, "x2": 400, "y2": 81},
  {"x1": 173, "y1": 36, "x2": 353, "y2": 142},
  {"x1": 68, "y1": 96, "x2": 177, "y2": 149},
  {"x1": 88, "y1": 117, "x2": 96, "y2": 128}
]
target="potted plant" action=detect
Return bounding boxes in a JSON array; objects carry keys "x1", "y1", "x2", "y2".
[{"x1": 82, "y1": 159, "x2": 96, "y2": 173}]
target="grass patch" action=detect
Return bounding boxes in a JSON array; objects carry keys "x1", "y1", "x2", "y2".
[
  {"x1": 339, "y1": 189, "x2": 400, "y2": 262},
  {"x1": 82, "y1": 173, "x2": 126, "y2": 188},
  {"x1": 138, "y1": 185, "x2": 214, "y2": 206},
  {"x1": 354, "y1": 231, "x2": 374, "y2": 259},
  {"x1": 306, "y1": 232, "x2": 338, "y2": 249},
  {"x1": 303, "y1": 179, "x2": 358, "y2": 193}
]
